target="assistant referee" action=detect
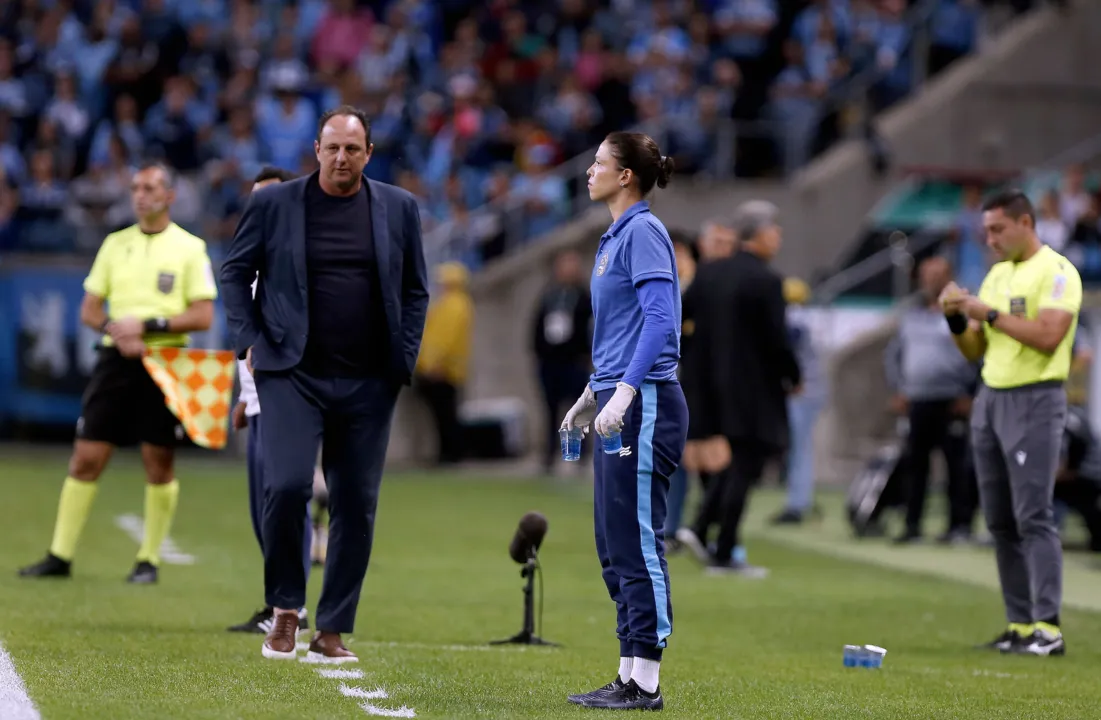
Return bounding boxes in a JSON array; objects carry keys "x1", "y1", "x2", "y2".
[
  {"x1": 19, "y1": 161, "x2": 217, "y2": 585},
  {"x1": 942, "y1": 190, "x2": 1081, "y2": 657}
]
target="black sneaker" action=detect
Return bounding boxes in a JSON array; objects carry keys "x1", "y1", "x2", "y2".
[
  {"x1": 583, "y1": 679, "x2": 663, "y2": 710},
  {"x1": 892, "y1": 530, "x2": 923, "y2": 545},
  {"x1": 228, "y1": 607, "x2": 274, "y2": 634},
  {"x1": 976, "y1": 625, "x2": 1029, "y2": 652},
  {"x1": 127, "y1": 561, "x2": 158, "y2": 584},
  {"x1": 566, "y1": 677, "x2": 626, "y2": 705},
  {"x1": 18, "y1": 553, "x2": 71, "y2": 578},
  {"x1": 1007, "y1": 626, "x2": 1065, "y2": 656},
  {"x1": 770, "y1": 509, "x2": 804, "y2": 525}
]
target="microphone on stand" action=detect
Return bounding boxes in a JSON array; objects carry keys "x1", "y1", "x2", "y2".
[
  {"x1": 508, "y1": 512, "x2": 548, "y2": 564},
  {"x1": 490, "y1": 511, "x2": 558, "y2": 647}
]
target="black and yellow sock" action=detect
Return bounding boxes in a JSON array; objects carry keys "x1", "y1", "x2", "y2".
[
  {"x1": 49, "y1": 477, "x2": 99, "y2": 561},
  {"x1": 136, "y1": 480, "x2": 180, "y2": 566}
]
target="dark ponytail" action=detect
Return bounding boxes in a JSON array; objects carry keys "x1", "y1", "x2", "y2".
[
  {"x1": 605, "y1": 131, "x2": 673, "y2": 195},
  {"x1": 656, "y1": 155, "x2": 675, "y2": 189}
]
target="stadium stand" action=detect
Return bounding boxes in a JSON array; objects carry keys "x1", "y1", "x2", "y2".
[{"x1": 0, "y1": 0, "x2": 1044, "y2": 266}]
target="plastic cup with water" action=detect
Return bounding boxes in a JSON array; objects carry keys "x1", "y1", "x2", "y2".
[
  {"x1": 560, "y1": 426, "x2": 583, "y2": 461},
  {"x1": 601, "y1": 430, "x2": 623, "y2": 454}
]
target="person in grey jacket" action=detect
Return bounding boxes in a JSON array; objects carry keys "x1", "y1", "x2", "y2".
[{"x1": 884, "y1": 256, "x2": 980, "y2": 544}]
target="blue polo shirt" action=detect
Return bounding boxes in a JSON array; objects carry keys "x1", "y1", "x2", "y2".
[{"x1": 590, "y1": 201, "x2": 681, "y2": 391}]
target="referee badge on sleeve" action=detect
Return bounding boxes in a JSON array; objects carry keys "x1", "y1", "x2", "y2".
[
  {"x1": 157, "y1": 272, "x2": 176, "y2": 294},
  {"x1": 1052, "y1": 274, "x2": 1067, "y2": 301}
]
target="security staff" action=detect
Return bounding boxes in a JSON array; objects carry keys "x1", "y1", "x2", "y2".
[
  {"x1": 19, "y1": 162, "x2": 216, "y2": 585},
  {"x1": 943, "y1": 189, "x2": 1081, "y2": 657}
]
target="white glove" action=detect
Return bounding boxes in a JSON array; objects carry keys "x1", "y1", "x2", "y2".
[
  {"x1": 594, "y1": 382, "x2": 636, "y2": 438},
  {"x1": 561, "y1": 385, "x2": 597, "y2": 432}
]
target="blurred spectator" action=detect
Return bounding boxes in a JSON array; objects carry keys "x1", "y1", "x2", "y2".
[
  {"x1": 16, "y1": 148, "x2": 71, "y2": 251},
  {"x1": 773, "y1": 277, "x2": 826, "y2": 525},
  {"x1": 414, "y1": 262, "x2": 474, "y2": 466},
  {"x1": 928, "y1": 0, "x2": 980, "y2": 76},
  {"x1": 883, "y1": 257, "x2": 978, "y2": 544},
  {"x1": 1036, "y1": 189, "x2": 1070, "y2": 252},
  {"x1": 312, "y1": 0, "x2": 374, "y2": 70},
  {"x1": 531, "y1": 249, "x2": 593, "y2": 474},
  {"x1": 947, "y1": 182, "x2": 989, "y2": 293},
  {"x1": 1060, "y1": 165, "x2": 1093, "y2": 227}
]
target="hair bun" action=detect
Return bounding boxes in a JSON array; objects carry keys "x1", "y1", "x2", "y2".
[{"x1": 657, "y1": 155, "x2": 675, "y2": 189}]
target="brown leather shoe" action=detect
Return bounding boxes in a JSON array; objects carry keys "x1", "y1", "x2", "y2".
[
  {"x1": 261, "y1": 611, "x2": 299, "y2": 660},
  {"x1": 305, "y1": 631, "x2": 359, "y2": 664}
]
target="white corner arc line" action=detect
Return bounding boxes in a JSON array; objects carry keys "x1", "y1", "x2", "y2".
[
  {"x1": 113, "y1": 514, "x2": 195, "y2": 564},
  {"x1": 339, "y1": 685, "x2": 387, "y2": 699},
  {"x1": 317, "y1": 668, "x2": 365, "y2": 679},
  {"x1": 360, "y1": 704, "x2": 415, "y2": 718},
  {"x1": 0, "y1": 642, "x2": 41, "y2": 720}
]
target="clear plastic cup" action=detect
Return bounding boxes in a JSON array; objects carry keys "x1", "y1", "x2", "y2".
[
  {"x1": 560, "y1": 426, "x2": 583, "y2": 461},
  {"x1": 601, "y1": 430, "x2": 623, "y2": 455}
]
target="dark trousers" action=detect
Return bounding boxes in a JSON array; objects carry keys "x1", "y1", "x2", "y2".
[
  {"x1": 246, "y1": 414, "x2": 312, "y2": 599},
  {"x1": 254, "y1": 368, "x2": 398, "y2": 633},
  {"x1": 415, "y1": 376, "x2": 462, "y2": 464},
  {"x1": 538, "y1": 359, "x2": 590, "y2": 469},
  {"x1": 903, "y1": 400, "x2": 976, "y2": 534},
  {"x1": 692, "y1": 441, "x2": 769, "y2": 561},
  {"x1": 593, "y1": 382, "x2": 687, "y2": 661}
]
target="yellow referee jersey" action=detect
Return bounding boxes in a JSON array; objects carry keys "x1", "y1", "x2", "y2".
[
  {"x1": 978, "y1": 244, "x2": 1082, "y2": 389},
  {"x1": 83, "y1": 223, "x2": 218, "y2": 348}
]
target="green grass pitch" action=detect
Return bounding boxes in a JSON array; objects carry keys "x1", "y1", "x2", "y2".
[{"x1": 2, "y1": 446, "x2": 1101, "y2": 719}]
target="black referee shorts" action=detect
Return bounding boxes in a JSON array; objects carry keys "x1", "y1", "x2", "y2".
[{"x1": 76, "y1": 346, "x2": 184, "y2": 448}]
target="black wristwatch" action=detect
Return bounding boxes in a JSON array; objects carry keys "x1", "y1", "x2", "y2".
[
  {"x1": 986, "y1": 309, "x2": 1000, "y2": 327},
  {"x1": 143, "y1": 317, "x2": 170, "y2": 334}
]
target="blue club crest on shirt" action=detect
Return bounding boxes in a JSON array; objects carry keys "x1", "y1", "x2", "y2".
[{"x1": 596, "y1": 252, "x2": 609, "y2": 276}]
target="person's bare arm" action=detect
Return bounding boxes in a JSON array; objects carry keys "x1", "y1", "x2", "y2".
[
  {"x1": 962, "y1": 297, "x2": 1074, "y2": 355},
  {"x1": 79, "y1": 292, "x2": 109, "y2": 332},
  {"x1": 953, "y1": 319, "x2": 988, "y2": 362}
]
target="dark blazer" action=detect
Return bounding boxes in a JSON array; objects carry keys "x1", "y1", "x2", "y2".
[
  {"x1": 219, "y1": 172, "x2": 430, "y2": 384},
  {"x1": 681, "y1": 252, "x2": 800, "y2": 452}
]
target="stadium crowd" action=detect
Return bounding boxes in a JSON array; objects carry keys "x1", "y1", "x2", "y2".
[{"x1": 0, "y1": 0, "x2": 1005, "y2": 266}]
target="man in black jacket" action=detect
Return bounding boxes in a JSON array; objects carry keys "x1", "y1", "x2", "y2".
[
  {"x1": 532, "y1": 249, "x2": 593, "y2": 473},
  {"x1": 677, "y1": 200, "x2": 801, "y2": 575}
]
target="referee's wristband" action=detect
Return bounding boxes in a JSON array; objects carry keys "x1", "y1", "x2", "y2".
[
  {"x1": 946, "y1": 313, "x2": 967, "y2": 335},
  {"x1": 143, "y1": 317, "x2": 170, "y2": 334}
]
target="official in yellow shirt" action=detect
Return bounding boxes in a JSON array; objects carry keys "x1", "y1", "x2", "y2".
[
  {"x1": 414, "y1": 262, "x2": 473, "y2": 465},
  {"x1": 942, "y1": 189, "x2": 1080, "y2": 657},
  {"x1": 19, "y1": 162, "x2": 216, "y2": 586}
]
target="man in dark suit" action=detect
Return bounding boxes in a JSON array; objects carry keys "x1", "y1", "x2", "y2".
[
  {"x1": 676, "y1": 201, "x2": 800, "y2": 576},
  {"x1": 220, "y1": 105, "x2": 429, "y2": 663}
]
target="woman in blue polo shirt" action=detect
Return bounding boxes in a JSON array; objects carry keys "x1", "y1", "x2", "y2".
[{"x1": 561, "y1": 131, "x2": 687, "y2": 711}]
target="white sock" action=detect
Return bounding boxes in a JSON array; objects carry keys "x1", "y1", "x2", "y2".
[
  {"x1": 618, "y1": 657, "x2": 633, "y2": 684},
  {"x1": 631, "y1": 657, "x2": 660, "y2": 693}
]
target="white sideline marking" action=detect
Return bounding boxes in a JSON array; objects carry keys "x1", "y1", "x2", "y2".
[
  {"x1": 360, "y1": 704, "x2": 415, "y2": 718},
  {"x1": 113, "y1": 514, "x2": 195, "y2": 564},
  {"x1": 317, "y1": 668, "x2": 365, "y2": 680},
  {"x1": 296, "y1": 642, "x2": 310, "y2": 651},
  {"x1": 339, "y1": 685, "x2": 388, "y2": 699},
  {"x1": 0, "y1": 642, "x2": 41, "y2": 720},
  {"x1": 360, "y1": 641, "x2": 495, "y2": 653}
]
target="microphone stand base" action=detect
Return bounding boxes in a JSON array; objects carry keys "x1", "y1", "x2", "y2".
[{"x1": 489, "y1": 631, "x2": 558, "y2": 647}]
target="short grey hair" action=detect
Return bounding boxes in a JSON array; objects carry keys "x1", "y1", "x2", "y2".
[{"x1": 731, "y1": 200, "x2": 779, "y2": 240}]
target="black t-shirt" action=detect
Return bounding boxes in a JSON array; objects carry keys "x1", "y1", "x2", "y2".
[{"x1": 300, "y1": 177, "x2": 389, "y2": 378}]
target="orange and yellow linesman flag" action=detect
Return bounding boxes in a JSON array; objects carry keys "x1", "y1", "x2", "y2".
[{"x1": 141, "y1": 347, "x2": 238, "y2": 450}]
